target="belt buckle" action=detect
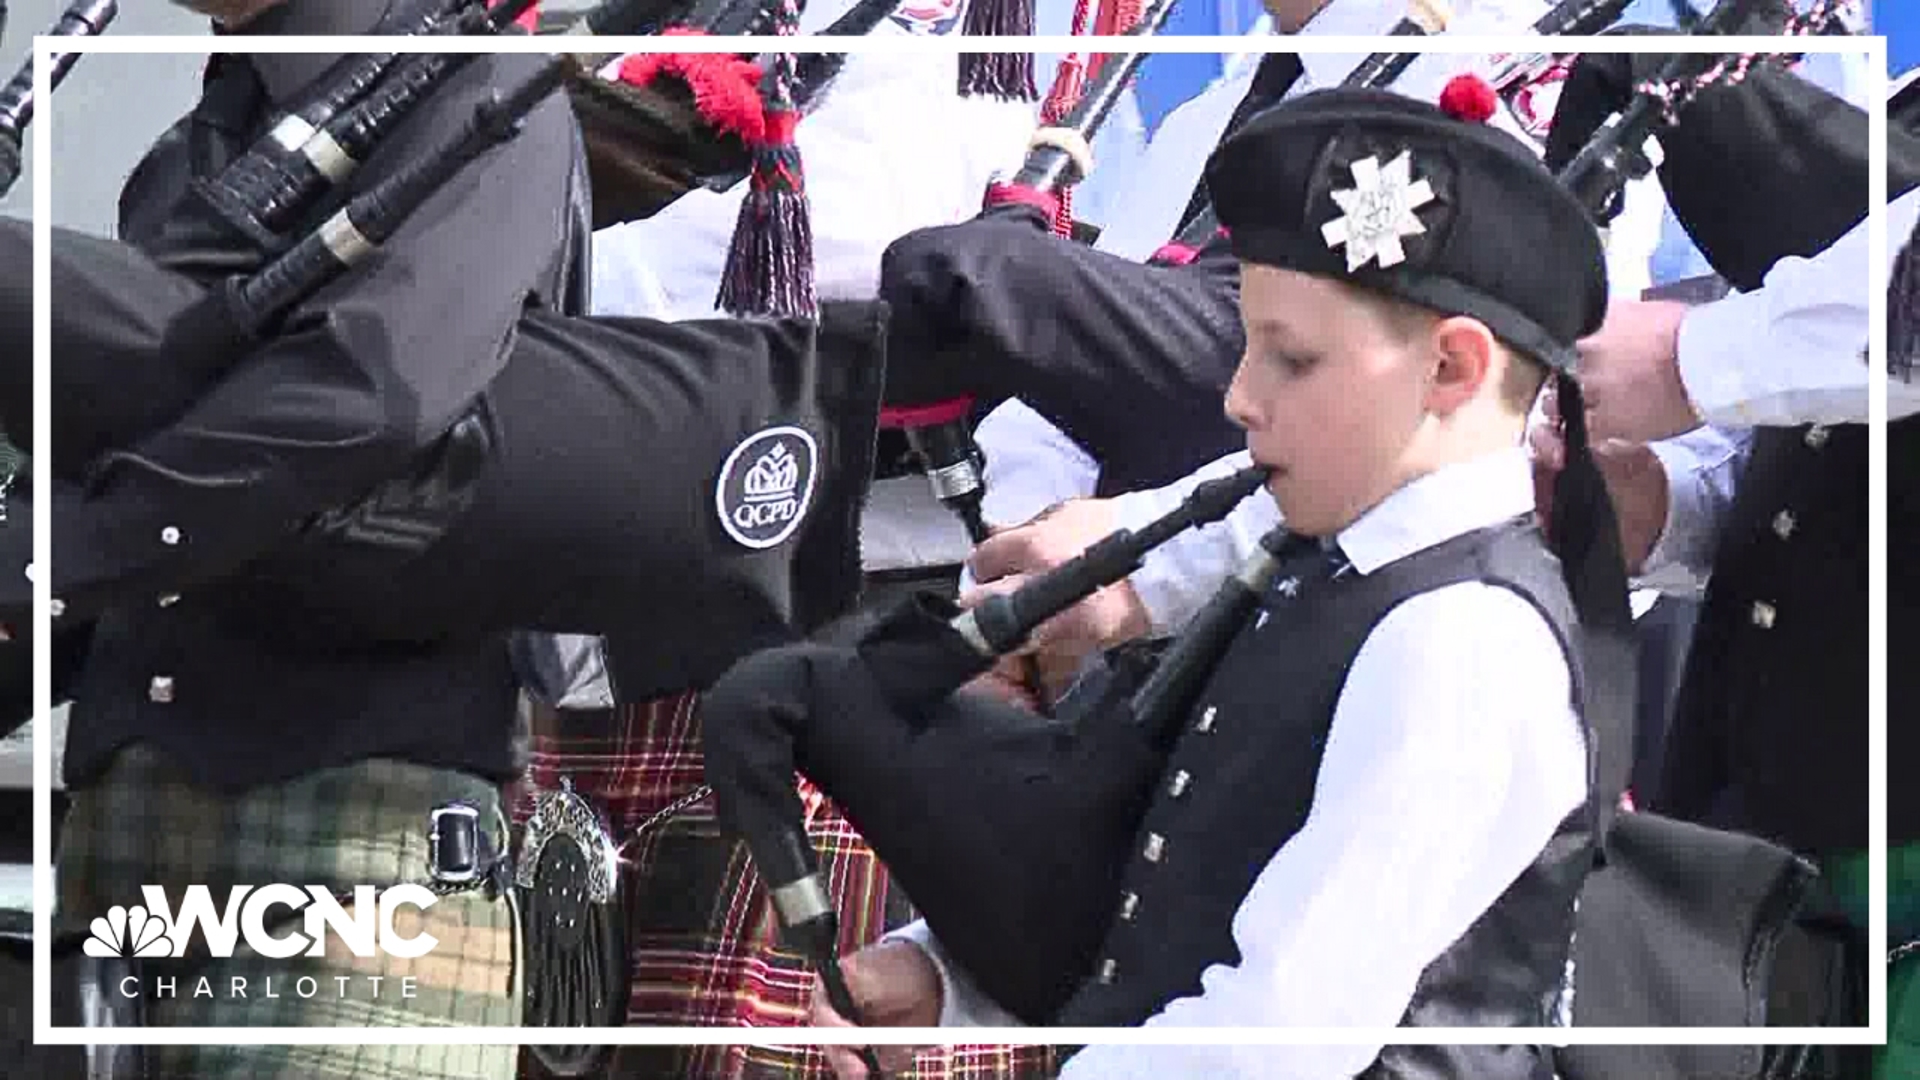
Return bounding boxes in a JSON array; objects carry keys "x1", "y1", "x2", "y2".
[{"x1": 428, "y1": 803, "x2": 483, "y2": 886}]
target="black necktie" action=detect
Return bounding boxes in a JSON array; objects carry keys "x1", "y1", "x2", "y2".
[{"x1": 1264, "y1": 529, "x2": 1343, "y2": 601}]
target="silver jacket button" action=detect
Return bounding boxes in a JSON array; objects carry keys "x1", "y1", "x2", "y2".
[
  {"x1": 160, "y1": 526, "x2": 182, "y2": 546},
  {"x1": 158, "y1": 594, "x2": 180, "y2": 608},
  {"x1": 148, "y1": 676, "x2": 175, "y2": 704},
  {"x1": 48, "y1": 598, "x2": 64, "y2": 619},
  {"x1": 1751, "y1": 601, "x2": 1777, "y2": 630},
  {"x1": 1803, "y1": 425, "x2": 1830, "y2": 449},
  {"x1": 1195, "y1": 706, "x2": 1218, "y2": 733},
  {"x1": 1143, "y1": 833, "x2": 1166, "y2": 863},
  {"x1": 1097, "y1": 958, "x2": 1118, "y2": 984},
  {"x1": 1119, "y1": 891, "x2": 1140, "y2": 922},
  {"x1": 1168, "y1": 770, "x2": 1192, "y2": 798},
  {"x1": 1772, "y1": 510, "x2": 1796, "y2": 540}
]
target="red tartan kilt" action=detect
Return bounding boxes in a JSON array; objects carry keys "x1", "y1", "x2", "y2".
[{"x1": 512, "y1": 693, "x2": 1062, "y2": 1079}]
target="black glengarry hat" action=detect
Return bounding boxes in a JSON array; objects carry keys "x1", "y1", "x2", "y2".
[{"x1": 1204, "y1": 83, "x2": 1609, "y2": 372}]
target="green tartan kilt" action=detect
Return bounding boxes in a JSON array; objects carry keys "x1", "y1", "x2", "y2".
[{"x1": 55, "y1": 744, "x2": 521, "y2": 1080}]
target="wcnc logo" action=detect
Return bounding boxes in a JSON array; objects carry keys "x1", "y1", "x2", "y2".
[{"x1": 84, "y1": 884, "x2": 441, "y2": 960}]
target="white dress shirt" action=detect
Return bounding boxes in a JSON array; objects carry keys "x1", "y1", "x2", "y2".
[{"x1": 892, "y1": 450, "x2": 1588, "y2": 1079}]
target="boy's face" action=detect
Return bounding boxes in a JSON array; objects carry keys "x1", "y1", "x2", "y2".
[{"x1": 1225, "y1": 264, "x2": 1434, "y2": 537}]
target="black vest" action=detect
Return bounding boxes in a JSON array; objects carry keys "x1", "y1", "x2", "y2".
[
  {"x1": 1657, "y1": 416, "x2": 1920, "y2": 853},
  {"x1": 1055, "y1": 520, "x2": 1591, "y2": 1079}
]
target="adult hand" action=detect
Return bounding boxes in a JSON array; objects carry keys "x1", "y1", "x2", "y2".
[
  {"x1": 1575, "y1": 298, "x2": 1702, "y2": 443},
  {"x1": 1530, "y1": 387, "x2": 1670, "y2": 572},
  {"x1": 810, "y1": 940, "x2": 943, "y2": 1079}
]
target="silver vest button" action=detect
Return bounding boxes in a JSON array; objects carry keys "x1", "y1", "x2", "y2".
[
  {"x1": 148, "y1": 676, "x2": 175, "y2": 704},
  {"x1": 1751, "y1": 601, "x2": 1777, "y2": 630},
  {"x1": 48, "y1": 598, "x2": 64, "y2": 619},
  {"x1": 1168, "y1": 770, "x2": 1192, "y2": 798},
  {"x1": 158, "y1": 593, "x2": 180, "y2": 608},
  {"x1": 160, "y1": 526, "x2": 182, "y2": 546},
  {"x1": 1772, "y1": 510, "x2": 1796, "y2": 540},
  {"x1": 1097, "y1": 958, "x2": 1118, "y2": 984},
  {"x1": 1143, "y1": 833, "x2": 1166, "y2": 863},
  {"x1": 1119, "y1": 891, "x2": 1140, "y2": 921},
  {"x1": 1195, "y1": 706, "x2": 1218, "y2": 733},
  {"x1": 1803, "y1": 424, "x2": 1829, "y2": 449}
]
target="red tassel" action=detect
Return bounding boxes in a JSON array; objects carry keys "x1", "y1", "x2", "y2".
[
  {"x1": 718, "y1": 102, "x2": 816, "y2": 318},
  {"x1": 1038, "y1": 55, "x2": 1086, "y2": 237},
  {"x1": 984, "y1": 182, "x2": 1062, "y2": 223},
  {"x1": 617, "y1": 30, "x2": 767, "y2": 143},
  {"x1": 1438, "y1": 72, "x2": 1499, "y2": 124},
  {"x1": 1147, "y1": 241, "x2": 1201, "y2": 267},
  {"x1": 958, "y1": 0, "x2": 1037, "y2": 100}
]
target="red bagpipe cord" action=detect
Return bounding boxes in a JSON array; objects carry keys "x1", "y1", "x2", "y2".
[
  {"x1": 717, "y1": 0, "x2": 817, "y2": 318},
  {"x1": 1035, "y1": 0, "x2": 1142, "y2": 237}
]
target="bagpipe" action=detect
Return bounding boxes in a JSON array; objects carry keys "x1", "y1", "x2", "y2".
[
  {"x1": 700, "y1": 463, "x2": 1272, "y2": 1029},
  {"x1": 698, "y1": 0, "x2": 1876, "y2": 1048},
  {"x1": 0, "y1": 0, "x2": 117, "y2": 198},
  {"x1": 563, "y1": 0, "x2": 910, "y2": 229},
  {"x1": 185, "y1": 0, "x2": 542, "y2": 254},
  {"x1": 884, "y1": 0, "x2": 1186, "y2": 546},
  {"x1": 10, "y1": 0, "x2": 899, "y2": 688}
]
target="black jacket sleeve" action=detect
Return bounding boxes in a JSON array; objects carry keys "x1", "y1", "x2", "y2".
[
  {"x1": 879, "y1": 205, "x2": 1246, "y2": 493},
  {"x1": 36, "y1": 54, "x2": 578, "y2": 617}
]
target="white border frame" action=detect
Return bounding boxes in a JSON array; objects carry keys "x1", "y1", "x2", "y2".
[{"x1": 31, "y1": 32, "x2": 1889, "y2": 1049}]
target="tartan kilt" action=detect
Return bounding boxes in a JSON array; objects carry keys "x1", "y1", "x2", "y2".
[
  {"x1": 512, "y1": 694, "x2": 1062, "y2": 1079},
  {"x1": 55, "y1": 744, "x2": 521, "y2": 1080}
]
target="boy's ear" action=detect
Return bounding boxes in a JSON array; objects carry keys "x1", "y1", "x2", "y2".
[{"x1": 1427, "y1": 316, "x2": 1498, "y2": 413}]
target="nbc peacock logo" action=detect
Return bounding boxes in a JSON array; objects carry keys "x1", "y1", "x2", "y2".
[
  {"x1": 84, "y1": 904, "x2": 174, "y2": 959},
  {"x1": 716, "y1": 426, "x2": 818, "y2": 551}
]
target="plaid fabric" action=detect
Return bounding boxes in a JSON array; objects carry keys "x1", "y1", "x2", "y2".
[
  {"x1": 1886, "y1": 950, "x2": 1920, "y2": 1080},
  {"x1": 56, "y1": 744, "x2": 520, "y2": 1080},
  {"x1": 514, "y1": 694, "x2": 1061, "y2": 1080},
  {"x1": 1824, "y1": 842, "x2": 1920, "y2": 1080}
]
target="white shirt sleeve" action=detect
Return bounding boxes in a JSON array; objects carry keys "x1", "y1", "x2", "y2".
[
  {"x1": 1674, "y1": 186, "x2": 1920, "y2": 427},
  {"x1": 1635, "y1": 426, "x2": 1753, "y2": 598},
  {"x1": 1108, "y1": 450, "x2": 1281, "y2": 636},
  {"x1": 1060, "y1": 583, "x2": 1586, "y2": 1079},
  {"x1": 975, "y1": 399, "x2": 1102, "y2": 531}
]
